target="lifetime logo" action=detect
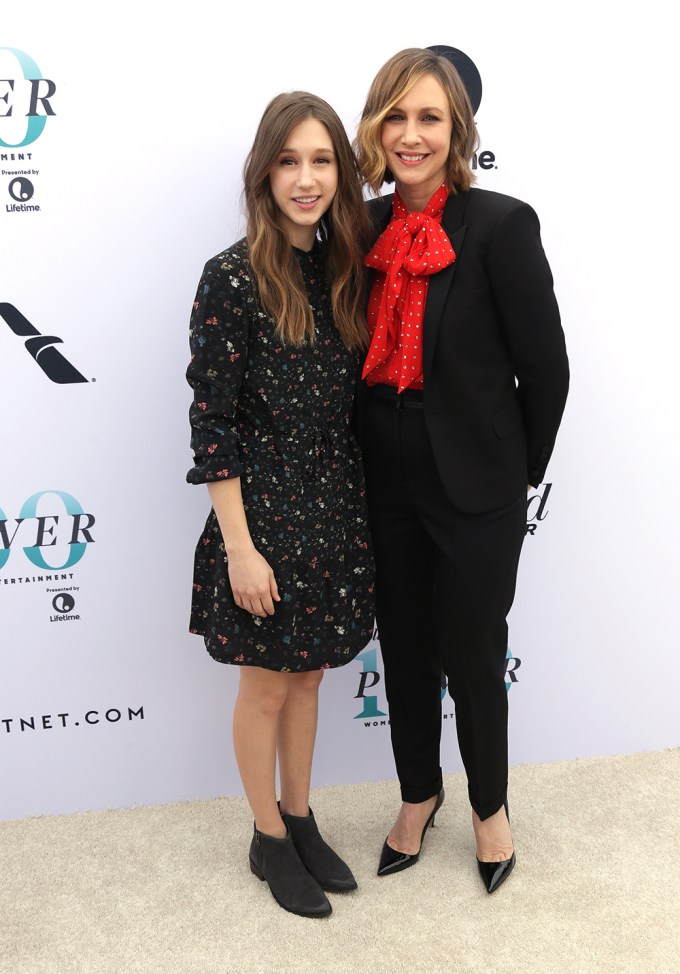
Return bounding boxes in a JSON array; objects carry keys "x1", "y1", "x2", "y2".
[
  {"x1": 0, "y1": 303, "x2": 88, "y2": 384},
  {"x1": 426, "y1": 45, "x2": 496, "y2": 172},
  {"x1": 50, "y1": 592, "x2": 80, "y2": 622},
  {"x1": 0, "y1": 47, "x2": 56, "y2": 148},
  {"x1": 0, "y1": 490, "x2": 95, "y2": 570}
]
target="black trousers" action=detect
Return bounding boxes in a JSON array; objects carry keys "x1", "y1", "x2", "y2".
[{"x1": 363, "y1": 385, "x2": 526, "y2": 820}]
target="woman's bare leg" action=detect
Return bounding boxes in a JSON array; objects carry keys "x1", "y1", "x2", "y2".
[
  {"x1": 277, "y1": 670, "x2": 324, "y2": 816},
  {"x1": 232, "y1": 666, "x2": 290, "y2": 837}
]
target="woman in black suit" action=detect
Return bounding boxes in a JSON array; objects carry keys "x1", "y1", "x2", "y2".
[{"x1": 354, "y1": 48, "x2": 569, "y2": 892}]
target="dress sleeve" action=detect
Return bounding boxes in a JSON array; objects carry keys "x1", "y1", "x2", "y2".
[{"x1": 185, "y1": 253, "x2": 250, "y2": 484}]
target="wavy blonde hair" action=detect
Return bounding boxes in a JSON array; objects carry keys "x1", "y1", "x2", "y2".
[
  {"x1": 243, "y1": 91, "x2": 371, "y2": 348},
  {"x1": 354, "y1": 48, "x2": 480, "y2": 195}
]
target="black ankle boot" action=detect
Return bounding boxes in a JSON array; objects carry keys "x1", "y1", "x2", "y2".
[
  {"x1": 249, "y1": 825, "x2": 332, "y2": 917},
  {"x1": 281, "y1": 806, "x2": 357, "y2": 892}
]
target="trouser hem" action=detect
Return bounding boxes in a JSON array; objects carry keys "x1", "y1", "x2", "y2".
[
  {"x1": 470, "y1": 784, "x2": 508, "y2": 821},
  {"x1": 400, "y1": 771, "x2": 444, "y2": 804}
]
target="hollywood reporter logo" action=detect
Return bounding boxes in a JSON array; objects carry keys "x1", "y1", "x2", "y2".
[
  {"x1": 0, "y1": 303, "x2": 88, "y2": 384},
  {"x1": 0, "y1": 490, "x2": 95, "y2": 571}
]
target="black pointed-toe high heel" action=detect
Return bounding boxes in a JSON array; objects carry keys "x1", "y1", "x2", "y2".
[
  {"x1": 476, "y1": 800, "x2": 515, "y2": 894},
  {"x1": 377, "y1": 788, "x2": 445, "y2": 877}
]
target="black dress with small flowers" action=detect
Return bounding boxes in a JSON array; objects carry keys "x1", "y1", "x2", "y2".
[{"x1": 186, "y1": 238, "x2": 375, "y2": 672}]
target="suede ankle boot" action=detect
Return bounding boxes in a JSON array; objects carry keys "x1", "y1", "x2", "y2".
[
  {"x1": 249, "y1": 825, "x2": 331, "y2": 918},
  {"x1": 281, "y1": 806, "x2": 357, "y2": 892}
]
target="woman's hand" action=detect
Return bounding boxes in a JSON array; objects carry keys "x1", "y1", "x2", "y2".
[
  {"x1": 206, "y1": 479, "x2": 280, "y2": 617},
  {"x1": 227, "y1": 545, "x2": 281, "y2": 617}
]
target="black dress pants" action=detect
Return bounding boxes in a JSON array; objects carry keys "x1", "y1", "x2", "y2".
[{"x1": 363, "y1": 385, "x2": 526, "y2": 820}]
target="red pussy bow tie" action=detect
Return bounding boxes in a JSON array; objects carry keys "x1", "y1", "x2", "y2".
[{"x1": 363, "y1": 185, "x2": 456, "y2": 386}]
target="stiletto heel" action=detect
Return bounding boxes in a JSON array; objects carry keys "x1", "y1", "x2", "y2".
[
  {"x1": 377, "y1": 788, "x2": 445, "y2": 876},
  {"x1": 476, "y1": 800, "x2": 516, "y2": 894}
]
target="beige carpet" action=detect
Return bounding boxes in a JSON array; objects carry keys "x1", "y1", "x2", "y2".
[{"x1": 1, "y1": 749, "x2": 679, "y2": 974}]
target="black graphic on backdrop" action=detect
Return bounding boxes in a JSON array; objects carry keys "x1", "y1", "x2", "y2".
[
  {"x1": 0, "y1": 303, "x2": 88, "y2": 384},
  {"x1": 426, "y1": 45, "x2": 483, "y2": 114}
]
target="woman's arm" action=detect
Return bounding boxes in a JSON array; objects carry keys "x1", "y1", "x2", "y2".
[
  {"x1": 186, "y1": 254, "x2": 248, "y2": 485},
  {"x1": 186, "y1": 249, "x2": 279, "y2": 617},
  {"x1": 488, "y1": 201, "x2": 570, "y2": 487},
  {"x1": 207, "y1": 479, "x2": 280, "y2": 618}
]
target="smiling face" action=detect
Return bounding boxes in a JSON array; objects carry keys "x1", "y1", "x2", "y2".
[
  {"x1": 380, "y1": 73, "x2": 453, "y2": 212},
  {"x1": 269, "y1": 118, "x2": 338, "y2": 251}
]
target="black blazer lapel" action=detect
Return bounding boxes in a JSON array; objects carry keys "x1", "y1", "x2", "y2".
[{"x1": 422, "y1": 191, "x2": 470, "y2": 381}]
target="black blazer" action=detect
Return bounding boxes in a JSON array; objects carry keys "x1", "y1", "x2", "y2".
[{"x1": 361, "y1": 188, "x2": 570, "y2": 515}]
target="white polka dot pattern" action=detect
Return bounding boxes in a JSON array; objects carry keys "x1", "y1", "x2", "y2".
[{"x1": 363, "y1": 184, "x2": 455, "y2": 393}]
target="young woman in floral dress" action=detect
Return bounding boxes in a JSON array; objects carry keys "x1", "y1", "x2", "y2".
[{"x1": 186, "y1": 91, "x2": 375, "y2": 918}]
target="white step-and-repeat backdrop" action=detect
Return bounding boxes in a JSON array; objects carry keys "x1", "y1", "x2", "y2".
[{"x1": 2, "y1": 2, "x2": 678, "y2": 820}]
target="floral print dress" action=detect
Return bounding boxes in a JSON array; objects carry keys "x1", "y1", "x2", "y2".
[{"x1": 186, "y1": 238, "x2": 375, "y2": 672}]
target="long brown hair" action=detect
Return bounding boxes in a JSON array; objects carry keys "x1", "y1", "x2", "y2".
[
  {"x1": 243, "y1": 91, "x2": 371, "y2": 348},
  {"x1": 354, "y1": 48, "x2": 479, "y2": 195}
]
